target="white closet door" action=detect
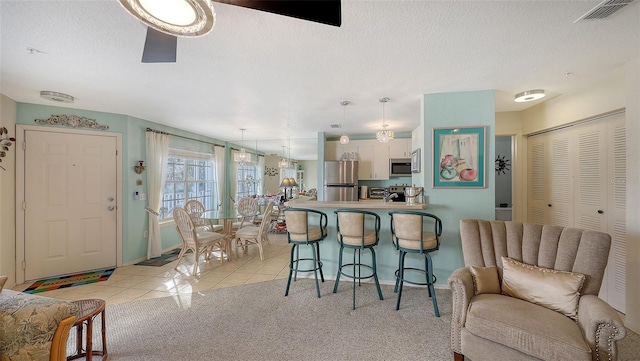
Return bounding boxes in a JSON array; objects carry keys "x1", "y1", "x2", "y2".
[
  {"x1": 604, "y1": 114, "x2": 627, "y2": 312},
  {"x1": 527, "y1": 136, "x2": 546, "y2": 224},
  {"x1": 573, "y1": 122, "x2": 607, "y2": 232},
  {"x1": 547, "y1": 131, "x2": 573, "y2": 227}
]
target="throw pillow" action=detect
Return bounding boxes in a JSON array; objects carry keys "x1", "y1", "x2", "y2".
[
  {"x1": 469, "y1": 266, "x2": 501, "y2": 295},
  {"x1": 501, "y1": 257, "x2": 585, "y2": 319}
]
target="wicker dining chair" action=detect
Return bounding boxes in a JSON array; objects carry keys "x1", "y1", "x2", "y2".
[
  {"x1": 235, "y1": 201, "x2": 275, "y2": 260},
  {"x1": 173, "y1": 207, "x2": 226, "y2": 275},
  {"x1": 184, "y1": 199, "x2": 223, "y2": 232},
  {"x1": 232, "y1": 197, "x2": 259, "y2": 231}
]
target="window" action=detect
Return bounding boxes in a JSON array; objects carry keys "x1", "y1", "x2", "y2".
[
  {"x1": 160, "y1": 150, "x2": 217, "y2": 220},
  {"x1": 236, "y1": 163, "x2": 259, "y2": 200}
]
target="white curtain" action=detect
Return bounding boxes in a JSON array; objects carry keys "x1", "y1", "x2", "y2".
[
  {"x1": 146, "y1": 131, "x2": 169, "y2": 259},
  {"x1": 257, "y1": 155, "x2": 265, "y2": 196},
  {"x1": 214, "y1": 145, "x2": 225, "y2": 210},
  {"x1": 230, "y1": 152, "x2": 239, "y2": 205}
]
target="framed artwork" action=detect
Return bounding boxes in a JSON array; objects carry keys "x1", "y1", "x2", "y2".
[
  {"x1": 411, "y1": 148, "x2": 421, "y2": 173},
  {"x1": 432, "y1": 126, "x2": 487, "y2": 188}
]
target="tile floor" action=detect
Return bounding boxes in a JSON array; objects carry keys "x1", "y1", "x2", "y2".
[{"x1": 12, "y1": 232, "x2": 292, "y2": 306}]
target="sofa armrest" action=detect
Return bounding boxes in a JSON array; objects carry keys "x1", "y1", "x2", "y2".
[
  {"x1": 577, "y1": 295, "x2": 626, "y2": 361},
  {"x1": 447, "y1": 267, "x2": 474, "y2": 354}
]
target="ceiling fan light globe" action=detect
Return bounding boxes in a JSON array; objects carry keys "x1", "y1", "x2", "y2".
[{"x1": 339, "y1": 135, "x2": 350, "y2": 144}]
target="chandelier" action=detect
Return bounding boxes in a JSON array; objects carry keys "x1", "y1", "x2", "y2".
[
  {"x1": 278, "y1": 145, "x2": 290, "y2": 169},
  {"x1": 376, "y1": 97, "x2": 394, "y2": 143},
  {"x1": 236, "y1": 128, "x2": 250, "y2": 165}
]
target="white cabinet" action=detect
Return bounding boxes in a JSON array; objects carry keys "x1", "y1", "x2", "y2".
[
  {"x1": 357, "y1": 141, "x2": 389, "y2": 180},
  {"x1": 325, "y1": 140, "x2": 358, "y2": 161},
  {"x1": 389, "y1": 138, "x2": 411, "y2": 158}
]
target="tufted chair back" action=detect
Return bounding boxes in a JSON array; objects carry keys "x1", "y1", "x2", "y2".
[{"x1": 459, "y1": 219, "x2": 611, "y2": 296}]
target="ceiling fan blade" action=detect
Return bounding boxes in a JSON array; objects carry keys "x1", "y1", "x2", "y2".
[
  {"x1": 142, "y1": 27, "x2": 177, "y2": 63},
  {"x1": 214, "y1": 0, "x2": 341, "y2": 27}
]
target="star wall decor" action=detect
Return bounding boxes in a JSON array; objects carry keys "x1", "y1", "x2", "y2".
[{"x1": 495, "y1": 155, "x2": 511, "y2": 175}]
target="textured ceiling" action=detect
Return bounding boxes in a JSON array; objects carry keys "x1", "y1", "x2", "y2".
[{"x1": 1, "y1": 0, "x2": 639, "y2": 159}]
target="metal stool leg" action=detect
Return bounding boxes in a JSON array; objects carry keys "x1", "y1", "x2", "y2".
[
  {"x1": 371, "y1": 247, "x2": 384, "y2": 301},
  {"x1": 285, "y1": 244, "x2": 297, "y2": 296},
  {"x1": 426, "y1": 252, "x2": 440, "y2": 317},
  {"x1": 316, "y1": 241, "x2": 325, "y2": 282},
  {"x1": 311, "y1": 242, "x2": 321, "y2": 298},
  {"x1": 395, "y1": 251, "x2": 406, "y2": 311},
  {"x1": 333, "y1": 245, "x2": 344, "y2": 293}
]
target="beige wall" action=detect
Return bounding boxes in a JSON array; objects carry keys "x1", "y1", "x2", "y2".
[
  {"x1": 0, "y1": 94, "x2": 17, "y2": 286},
  {"x1": 299, "y1": 160, "x2": 318, "y2": 191}
]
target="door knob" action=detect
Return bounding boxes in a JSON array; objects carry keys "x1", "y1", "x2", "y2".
[
  {"x1": 107, "y1": 205, "x2": 115, "y2": 211},
  {"x1": 597, "y1": 210, "x2": 604, "y2": 214},
  {"x1": 547, "y1": 204, "x2": 552, "y2": 207},
  {"x1": 108, "y1": 197, "x2": 115, "y2": 202}
]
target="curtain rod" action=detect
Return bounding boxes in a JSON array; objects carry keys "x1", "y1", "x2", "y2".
[{"x1": 145, "y1": 127, "x2": 225, "y2": 148}]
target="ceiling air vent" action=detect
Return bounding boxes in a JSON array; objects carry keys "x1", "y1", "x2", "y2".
[
  {"x1": 575, "y1": 0, "x2": 636, "y2": 22},
  {"x1": 329, "y1": 124, "x2": 342, "y2": 129}
]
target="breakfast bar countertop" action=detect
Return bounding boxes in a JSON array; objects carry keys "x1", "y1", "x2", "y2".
[{"x1": 284, "y1": 199, "x2": 428, "y2": 210}]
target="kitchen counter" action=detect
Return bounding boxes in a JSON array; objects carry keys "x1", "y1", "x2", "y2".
[{"x1": 284, "y1": 199, "x2": 428, "y2": 210}]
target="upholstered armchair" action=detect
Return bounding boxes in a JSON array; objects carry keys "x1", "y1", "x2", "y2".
[{"x1": 448, "y1": 219, "x2": 626, "y2": 361}]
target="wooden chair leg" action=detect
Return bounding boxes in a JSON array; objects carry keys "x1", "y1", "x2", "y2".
[{"x1": 454, "y1": 351, "x2": 465, "y2": 361}]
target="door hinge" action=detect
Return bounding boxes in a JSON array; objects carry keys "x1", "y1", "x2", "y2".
[
  {"x1": 22, "y1": 141, "x2": 26, "y2": 150},
  {"x1": 22, "y1": 260, "x2": 26, "y2": 270},
  {"x1": 22, "y1": 201, "x2": 26, "y2": 210}
]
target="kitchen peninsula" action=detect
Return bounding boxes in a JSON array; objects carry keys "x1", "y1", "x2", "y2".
[{"x1": 282, "y1": 198, "x2": 437, "y2": 290}]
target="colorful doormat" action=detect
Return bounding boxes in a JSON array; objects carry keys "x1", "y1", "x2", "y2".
[
  {"x1": 23, "y1": 268, "x2": 115, "y2": 294},
  {"x1": 135, "y1": 248, "x2": 182, "y2": 267}
]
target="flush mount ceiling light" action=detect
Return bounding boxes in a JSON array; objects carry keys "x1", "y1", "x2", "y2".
[
  {"x1": 40, "y1": 91, "x2": 74, "y2": 103},
  {"x1": 514, "y1": 89, "x2": 545, "y2": 103},
  {"x1": 339, "y1": 100, "x2": 350, "y2": 145},
  {"x1": 118, "y1": 0, "x2": 215, "y2": 37},
  {"x1": 376, "y1": 97, "x2": 394, "y2": 143}
]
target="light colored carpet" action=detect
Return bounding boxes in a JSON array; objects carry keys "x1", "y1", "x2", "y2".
[{"x1": 67, "y1": 278, "x2": 640, "y2": 361}]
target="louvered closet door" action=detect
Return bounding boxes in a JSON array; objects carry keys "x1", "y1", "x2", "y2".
[
  {"x1": 527, "y1": 136, "x2": 547, "y2": 224},
  {"x1": 604, "y1": 114, "x2": 626, "y2": 312},
  {"x1": 574, "y1": 121, "x2": 607, "y2": 232},
  {"x1": 547, "y1": 132, "x2": 573, "y2": 227}
]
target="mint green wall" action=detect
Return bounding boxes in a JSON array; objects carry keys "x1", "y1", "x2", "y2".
[
  {"x1": 15, "y1": 103, "x2": 229, "y2": 265},
  {"x1": 420, "y1": 90, "x2": 496, "y2": 283}
]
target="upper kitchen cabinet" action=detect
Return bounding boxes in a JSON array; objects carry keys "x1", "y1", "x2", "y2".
[
  {"x1": 358, "y1": 140, "x2": 390, "y2": 180},
  {"x1": 325, "y1": 140, "x2": 358, "y2": 161},
  {"x1": 389, "y1": 138, "x2": 411, "y2": 158}
]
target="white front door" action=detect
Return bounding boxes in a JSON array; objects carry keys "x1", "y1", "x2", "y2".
[{"x1": 23, "y1": 130, "x2": 117, "y2": 280}]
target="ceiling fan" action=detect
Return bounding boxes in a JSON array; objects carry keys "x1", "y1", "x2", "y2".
[{"x1": 118, "y1": 0, "x2": 342, "y2": 63}]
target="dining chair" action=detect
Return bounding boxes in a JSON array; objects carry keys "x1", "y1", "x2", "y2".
[
  {"x1": 234, "y1": 201, "x2": 275, "y2": 260},
  {"x1": 389, "y1": 210, "x2": 442, "y2": 316},
  {"x1": 184, "y1": 199, "x2": 223, "y2": 232},
  {"x1": 232, "y1": 197, "x2": 259, "y2": 231},
  {"x1": 173, "y1": 207, "x2": 226, "y2": 275}
]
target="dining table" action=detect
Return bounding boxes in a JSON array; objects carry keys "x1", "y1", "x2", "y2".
[{"x1": 199, "y1": 210, "x2": 258, "y2": 261}]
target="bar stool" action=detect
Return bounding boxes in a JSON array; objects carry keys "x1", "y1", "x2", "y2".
[
  {"x1": 284, "y1": 208, "x2": 328, "y2": 298},
  {"x1": 389, "y1": 211, "x2": 442, "y2": 317},
  {"x1": 333, "y1": 209, "x2": 384, "y2": 309},
  {"x1": 67, "y1": 298, "x2": 107, "y2": 361}
]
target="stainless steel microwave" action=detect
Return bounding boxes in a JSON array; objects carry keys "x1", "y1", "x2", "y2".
[{"x1": 389, "y1": 158, "x2": 411, "y2": 177}]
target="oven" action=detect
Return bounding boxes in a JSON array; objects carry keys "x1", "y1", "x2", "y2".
[{"x1": 388, "y1": 186, "x2": 406, "y2": 202}]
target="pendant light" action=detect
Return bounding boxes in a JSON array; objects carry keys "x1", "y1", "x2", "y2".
[
  {"x1": 278, "y1": 145, "x2": 289, "y2": 169},
  {"x1": 339, "y1": 100, "x2": 350, "y2": 144},
  {"x1": 236, "y1": 128, "x2": 249, "y2": 164},
  {"x1": 376, "y1": 97, "x2": 394, "y2": 143}
]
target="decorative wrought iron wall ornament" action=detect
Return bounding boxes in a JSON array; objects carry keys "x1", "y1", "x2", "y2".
[
  {"x1": 0, "y1": 127, "x2": 16, "y2": 171},
  {"x1": 264, "y1": 166, "x2": 279, "y2": 178},
  {"x1": 495, "y1": 155, "x2": 511, "y2": 175},
  {"x1": 34, "y1": 115, "x2": 109, "y2": 130}
]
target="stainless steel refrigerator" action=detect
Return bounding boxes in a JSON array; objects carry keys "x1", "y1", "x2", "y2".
[{"x1": 323, "y1": 160, "x2": 359, "y2": 201}]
